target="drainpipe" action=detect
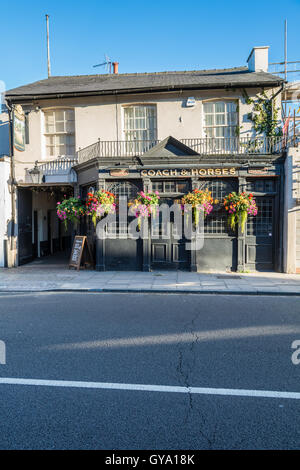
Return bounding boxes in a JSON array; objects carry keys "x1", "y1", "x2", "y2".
[
  {"x1": 6, "y1": 99, "x2": 16, "y2": 256},
  {"x1": 270, "y1": 82, "x2": 285, "y2": 102}
]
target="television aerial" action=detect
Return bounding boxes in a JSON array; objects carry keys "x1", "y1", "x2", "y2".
[{"x1": 93, "y1": 54, "x2": 112, "y2": 73}]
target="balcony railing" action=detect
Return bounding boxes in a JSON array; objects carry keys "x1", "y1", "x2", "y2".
[
  {"x1": 77, "y1": 137, "x2": 285, "y2": 164},
  {"x1": 25, "y1": 156, "x2": 78, "y2": 184},
  {"x1": 37, "y1": 156, "x2": 78, "y2": 175}
]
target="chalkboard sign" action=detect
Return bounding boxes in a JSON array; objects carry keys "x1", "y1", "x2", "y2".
[{"x1": 69, "y1": 236, "x2": 93, "y2": 270}]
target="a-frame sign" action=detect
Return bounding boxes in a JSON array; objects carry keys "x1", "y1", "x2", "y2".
[{"x1": 69, "y1": 236, "x2": 94, "y2": 270}]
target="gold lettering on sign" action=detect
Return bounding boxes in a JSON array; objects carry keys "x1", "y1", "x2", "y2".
[
  {"x1": 109, "y1": 169, "x2": 129, "y2": 177},
  {"x1": 140, "y1": 168, "x2": 237, "y2": 177}
]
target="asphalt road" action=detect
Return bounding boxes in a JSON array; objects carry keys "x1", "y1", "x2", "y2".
[{"x1": 0, "y1": 292, "x2": 299, "y2": 450}]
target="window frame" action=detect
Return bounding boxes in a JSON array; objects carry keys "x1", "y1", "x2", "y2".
[
  {"x1": 43, "y1": 108, "x2": 75, "y2": 158},
  {"x1": 122, "y1": 104, "x2": 157, "y2": 142},
  {"x1": 151, "y1": 179, "x2": 190, "y2": 195},
  {"x1": 202, "y1": 100, "x2": 238, "y2": 140}
]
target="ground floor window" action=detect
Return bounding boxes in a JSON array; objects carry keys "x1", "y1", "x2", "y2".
[
  {"x1": 151, "y1": 180, "x2": 190, "y2": 194},
  {"x1": 106, "y1": 181, "x2": 140, "y2": 201},
  {"x1": 202, "y1": 179, "x2": 237, "y2": 234}
]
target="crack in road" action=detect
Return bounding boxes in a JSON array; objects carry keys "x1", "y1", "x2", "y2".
[{"x1": 175, "y1": 308, "x2": 216, "y2": 449}]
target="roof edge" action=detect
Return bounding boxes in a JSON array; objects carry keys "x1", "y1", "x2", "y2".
[{"x1": 5, "y1": 80, "x2": 284, "y2": 102}]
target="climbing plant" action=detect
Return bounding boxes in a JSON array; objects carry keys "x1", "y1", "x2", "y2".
[{"x1": 242, "y1": 89, "x2": 282, "y2": 137}]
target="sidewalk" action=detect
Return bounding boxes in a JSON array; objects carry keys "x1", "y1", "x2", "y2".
[{"x1": 0, "y1": 259, "x2": 300, "y2": 295}]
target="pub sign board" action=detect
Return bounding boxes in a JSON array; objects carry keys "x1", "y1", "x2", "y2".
[
  {"x1": 69, "y1": 236, "x2": 93, "y2": 270},
  {"x1": 13, "y1": 105, "x2": 26, "y2": 152}
]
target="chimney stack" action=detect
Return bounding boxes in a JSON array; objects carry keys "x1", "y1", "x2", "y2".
[
  {"x1": 112, "y1": 62, "x2": 119, "y2": 74},
  {"x1": 247, "y1": 46, "x2": 269, "y2": 73}
]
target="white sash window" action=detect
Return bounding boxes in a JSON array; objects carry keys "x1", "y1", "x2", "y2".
[
  {"x1": 203, "y1": 101, "x2": 238, "y2": 139},
  {"x1": 44, "y1": 109, "x2": 75, "y2": 157},
  {"x1": 123, "y1": 105, "x2": 157, "y2": 142}
]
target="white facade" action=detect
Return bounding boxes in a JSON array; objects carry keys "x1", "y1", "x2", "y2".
[
  {"x1": 6, "y1": 87, "x2": 282, "y2": 183},
  {"x1": 0, "y1": 46, "x2": 284, "y2": 267},
  {"x1": 284, "y1": 146, "x2": 300, "y2": 273},
  {"x1": 0, "y1": 157, "x2": 12, "y2": 267}
]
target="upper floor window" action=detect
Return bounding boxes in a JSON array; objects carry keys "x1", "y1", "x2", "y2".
[
  {"x1": 44, "y1": 109, "x2": 75, "y2": 157},
  {"x1": 123, "y1": 105, "x2": 157, "y2": 142},
  {"x1": 203, "y1": 101, "x2": 238, "y2": 139}
]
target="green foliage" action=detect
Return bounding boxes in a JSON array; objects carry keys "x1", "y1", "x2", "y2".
[
  {"x1": 245, "y1": 90, "x2": 282, "y2": 137},
  {"x1": 56, "y1": 197, "x2": 86, "y2": 230},
  {"x1": 242, "y1": 89, "x2": 254, "y2": 105}
]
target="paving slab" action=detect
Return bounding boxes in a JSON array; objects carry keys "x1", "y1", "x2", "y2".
[{"x1": 0, "y1": 264, "x2": 300, "y2": 295}]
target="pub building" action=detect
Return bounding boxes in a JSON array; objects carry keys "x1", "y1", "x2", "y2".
[
  {"x1": 3, "y1": 45, "x2": 286, "y2": 271},
  {"x1": 75, "y1": 136, "x2": 285, "y2": 273}
]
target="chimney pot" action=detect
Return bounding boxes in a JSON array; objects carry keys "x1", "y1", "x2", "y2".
[{"x1": 112, "y1": 62, "x2": 119, "y2": 74}]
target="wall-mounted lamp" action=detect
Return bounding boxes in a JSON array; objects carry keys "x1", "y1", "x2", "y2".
[
  {"x1": 7, "y1": 177, "x2": 17, "y2": 194},
  {"x1": 28, "y1": 161, "x2": 42, "y2": 184}
]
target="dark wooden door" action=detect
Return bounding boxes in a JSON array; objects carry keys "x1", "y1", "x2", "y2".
[
  {"x1": 18, "y1": 188, "x2": 33, "y2": 265},
  {"x1": 245, "y1": 196, "x2": 274, "y2": 271},
  {"x1": 151, "y1": 223, "x2": 189, "y2": 269},
  {"x1": 151, "y1": 197, "x2": 190, "y2": 270}
]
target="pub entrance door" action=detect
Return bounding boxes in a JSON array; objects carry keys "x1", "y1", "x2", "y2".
[
  {"x1": 245, "y1": 195, "x2": 275, "y2": 271},
  {"x1": 150, "y1": 196, "x2": 190, "y2": 270},
  {"x1": 244, "y1": 179, "x2": 278, "y2": 271}
]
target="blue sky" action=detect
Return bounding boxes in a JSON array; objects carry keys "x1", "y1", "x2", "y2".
[{"x1": 1, "y1": 0, "x2": 300, "y2": 90}]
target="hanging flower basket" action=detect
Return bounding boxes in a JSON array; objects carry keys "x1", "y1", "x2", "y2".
[
  {"x1": 223, "y1": 192, "x2": 258, "y2": 233},
  {"x1": 56, "y1": 196, "x2": 86, "y2": 230},
  {"x1": 130, "y1": 191, "x2": 160, "y2": 229},
  {"x1": 181, "y1": 189, "x2": 215, "y2": 226},
  {"x1": 85, "y1": 190, "x2": 116, "y2": 227}
]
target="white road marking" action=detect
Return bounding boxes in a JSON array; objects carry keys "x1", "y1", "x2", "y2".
[{"x1": 0, "y1": 377, "x2": 300, "y2": 400}]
